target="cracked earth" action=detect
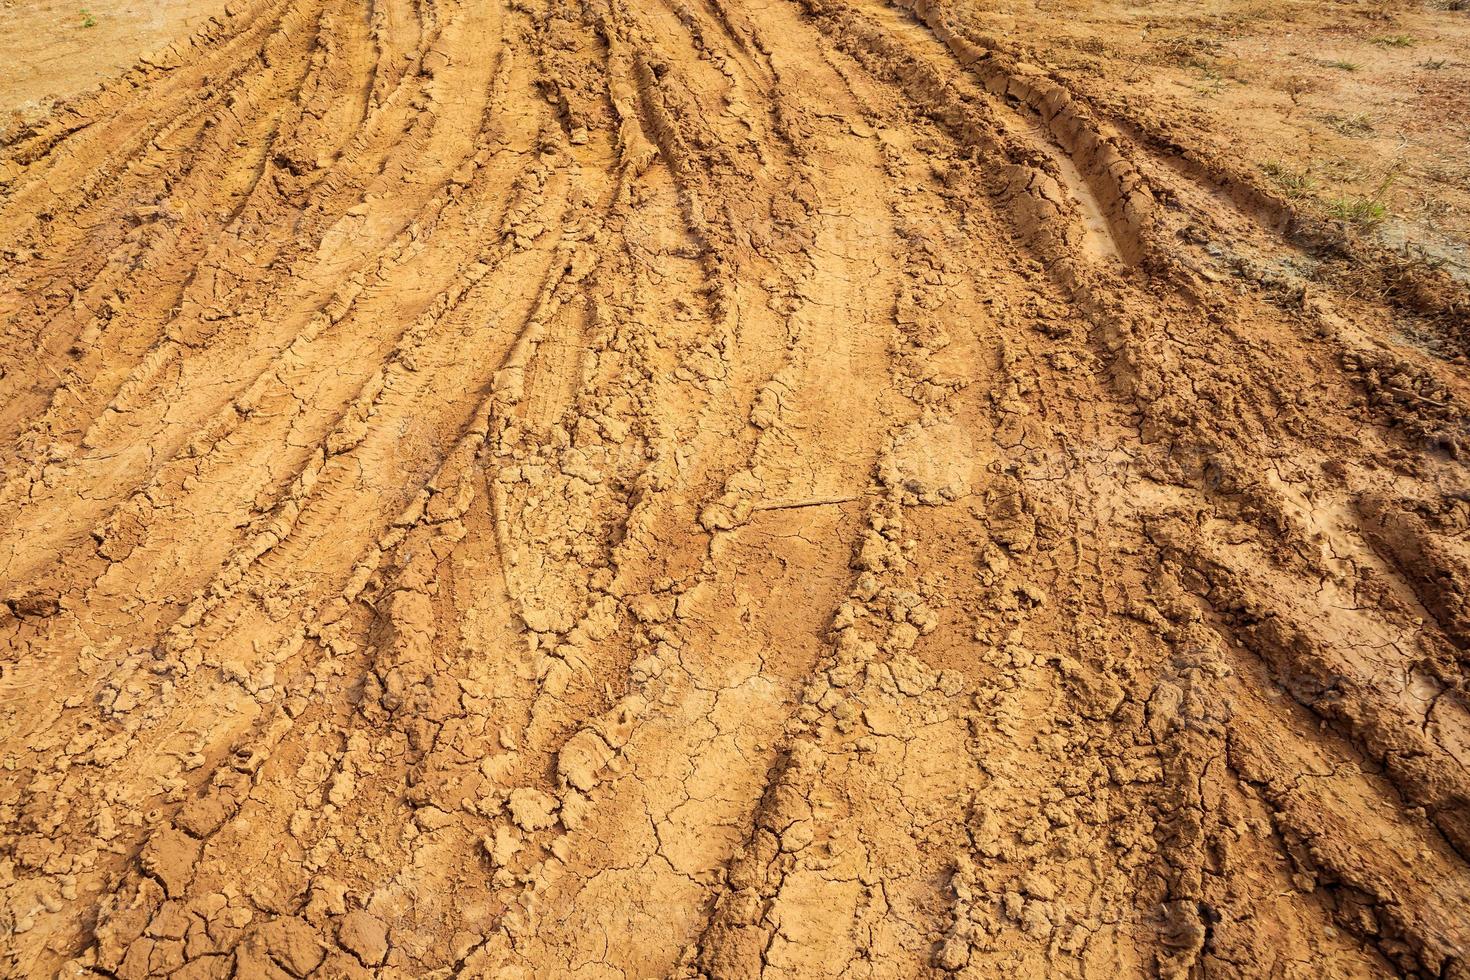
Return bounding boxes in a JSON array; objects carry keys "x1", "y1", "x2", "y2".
[{"x1": 2, "y1": 0, "x2": 1470, "y2": 977}]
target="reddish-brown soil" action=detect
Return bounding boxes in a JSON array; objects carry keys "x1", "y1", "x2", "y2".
[{"x1": 2, "y1": 0, "x2": 1469, "y2": 977}]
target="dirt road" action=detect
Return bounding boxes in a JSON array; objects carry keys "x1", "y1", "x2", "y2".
[{"x1": 2, "y1": 0, "x2": 1469, "y2": 976}]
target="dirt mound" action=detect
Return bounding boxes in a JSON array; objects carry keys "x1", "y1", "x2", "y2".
[{"x1": 2, "y1": 0, "x2": 1469, "y2": 977}]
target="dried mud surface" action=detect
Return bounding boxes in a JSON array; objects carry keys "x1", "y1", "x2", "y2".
[
  {"x1": 2, "y1": 0, "x2": 1470, "y2": 977},
  {"x1": 0, "y1": 0, "x2": 232, "y2": 131}
]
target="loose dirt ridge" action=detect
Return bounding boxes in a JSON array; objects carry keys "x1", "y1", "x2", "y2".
[{"x1": 2, "y1": 0, "x2": 1469, "y2": 977}]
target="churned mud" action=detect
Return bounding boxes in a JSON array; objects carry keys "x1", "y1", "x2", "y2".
[{"x1": 2, "y1": 0, "x2": 1469, "y2": 977}]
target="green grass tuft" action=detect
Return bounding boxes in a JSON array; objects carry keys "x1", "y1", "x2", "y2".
[
  {"x1": 1326, "y1": 197, "x2": 1387, "y2": 227},
  {"x1": 1325, "y1": 172, "x2": 1396, "y2": 229},
  {"x1": 1261, "y1": 161, "x2": 1317, "y2": 198}
]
